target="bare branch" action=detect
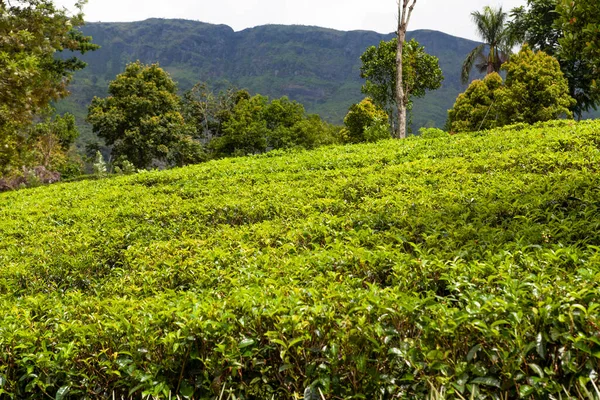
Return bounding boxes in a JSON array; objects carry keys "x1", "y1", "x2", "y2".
[
  {"x1": 405, "y1": 0, "x2": 417, "y2": 29},
  {"x1": 398, "y1": 0, "x2": 417, "y2": 31}
]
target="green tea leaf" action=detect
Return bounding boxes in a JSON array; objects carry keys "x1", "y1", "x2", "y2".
[
  {"x1": 470, "y1": 377, "x2": 501, "y2": 388},
  {"x1": 179, "y1": 381, "x2": 194, "y2": 399},
  {"x1": 238, "y1": 338, "x2": 255, "y2": 349},
  {"x1": 55, "y1": 385, "x2": 70, "y2": 400},
  {"x1": 536, "y1": 332, "x2": 546, "y2": 359},
  {"x1": 519, "y1": 384, "x2": 534, "y2": 397},
  {"x1": 529, "y1": 363, "x2": 544, "y2": 378}
]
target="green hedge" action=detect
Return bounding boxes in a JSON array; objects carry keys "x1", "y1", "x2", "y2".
[{"x1": 0, "y1": 120, "x2": 599, "y2": 399}]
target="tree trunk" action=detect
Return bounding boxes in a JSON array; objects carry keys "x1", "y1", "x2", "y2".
[
  {"x1": 396, "y1": 29, "x2": 406, "y2": 139},
  {"x1": 396, "y1": 0, "x2": 417, "y2": 139}
]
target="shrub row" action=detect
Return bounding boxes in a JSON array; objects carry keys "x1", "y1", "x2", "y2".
[{"x1": 0, "y1": 120, "x2": 599, "y2": 398}]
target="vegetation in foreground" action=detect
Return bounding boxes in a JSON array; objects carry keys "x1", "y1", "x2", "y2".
[{"x1": 1, "y1": 120, "x2": 600, "y2": 399}]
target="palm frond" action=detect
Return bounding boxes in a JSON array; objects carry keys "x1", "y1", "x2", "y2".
[
  {"x1": 471, "y1": 6, "x2": 508, "y2": 47},
  {"x1": 467, "y1": 6, "x2": 511, "y2": 77},
  {"x1": 462, "y1": 44, "x2": 485, "y2": 84}
]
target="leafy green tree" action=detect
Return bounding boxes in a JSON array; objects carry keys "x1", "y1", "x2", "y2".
[
  {"x1": 182, "y1": 83, "x2": 250, "y2": 143},
  {"x1": 557, "y1": 0, "x2": 600, "y2": 71},
  {"x1": 446, "y1": 73, "x2": 504, "y2": 133},
  {"x1": 360, "y1": 38, "x2": 443, "y2": 134},
  {"x1": 341, "y1": 98, "x2": 391, "y2": 143},
  {"x1": 264, "y1": 97, "x2": 306, "y2": 149},
  {"x1": 209, "y1": 95, "x2": 269, "y2": 157},
  {"x1": 0, "y1": 0, "x2": 97, "y2": 174},
  {"x1": 448, "y1": 47, "x2": 574, "y2": 132},
  {"x1": 25, "y1": 111, "x2": 81, "y2": 175},
  {"x1": 87, "y1": 61, "x2": 204, "y2": 169},
  {"x1": 207, "y1": 94, "x2": 339, "y2": 157},
  {"x1": 556, "y1": 0, "x2": 600, "y2": 119},
  {"x1": 265, "y1": 97, "x2": 304, "y2": 131},
  {"x1": 461, "y1": 6, "x2": 512, "y2": 84},
  {"x1": 508, "y1": 0, "x2": 561, "y2": 54},
  {"x1": 282, "y1": 115, "x2": 341, "y2": 149},
  {"x1": 508, "y1": 0, "x2": 600, "y2": 119},
  {"x1": 496, "y1": 46, "x2": 575, "y2": 125}
]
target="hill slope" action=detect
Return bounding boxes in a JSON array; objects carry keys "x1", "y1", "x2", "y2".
[
  {"x1": 1, "y1": 120, "x2": 600, "y2": 398},
  {"x1": 56, "y1": 19, "x2": 482, "y2": 143}
]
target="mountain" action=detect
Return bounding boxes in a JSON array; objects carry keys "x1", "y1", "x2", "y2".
[{"x1": 55, "y1": 19, "x2": 484, "y2": 144}]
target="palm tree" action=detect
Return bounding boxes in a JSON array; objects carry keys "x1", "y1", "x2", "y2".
[{"x1": 461, "y1": 6, "x2": 512, "y2": 84}]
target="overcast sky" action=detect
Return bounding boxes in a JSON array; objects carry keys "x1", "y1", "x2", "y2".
[{"x1": 55, "y1": 0, "x2": 526, "y2": 41}]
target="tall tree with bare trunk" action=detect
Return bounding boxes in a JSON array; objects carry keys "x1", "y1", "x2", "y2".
[{"x1": 396, "y1": 0, "x2": 417, "y2": 139}]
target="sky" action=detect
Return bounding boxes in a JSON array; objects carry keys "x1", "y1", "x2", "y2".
[{"x1": 54, "y1": 0, "x2": 526, "y2": 41}]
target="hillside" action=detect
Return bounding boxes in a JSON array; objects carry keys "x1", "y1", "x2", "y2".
[
  {"x1": 1, "y1": 120, "x2": 599, "y2": 398},
  {"x1": 56, "y1": 19, "x2": 482, "y2": 144}
]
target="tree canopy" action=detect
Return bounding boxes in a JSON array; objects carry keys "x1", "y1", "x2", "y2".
[
  {"x1": 446, "y1": 73, "x2": 503, "y2": 133},
  {"x1": 360, "y1": 38, "x2": 443, "y2": 133},
  {"x1": 496, "y1": 45, "x2": 575, "y2": 125},
  {"x1": 508, "y1": 0, "x2": 560, "y2": 54},
  {"x1": 209, "y1": 94, "x2": 339, "y2": 157},
  {"x1": 87, "y1": 61, "x2": 204, "y2": 169},
  {"x1": 556, "y1": 0, "x2": 600, "y2": 118},
  {"x1": 341, "y1": 98, "x2": 390, "y2": 144},
  {"x1": 508, "y1": 0, "x2": 600, "y2": 119},
  {"x1": 448, "y1": 47, "x2": 574, "y2": 132},
  {"x1": 0, "y1": 0, "x2": 97, "y2": 175}
]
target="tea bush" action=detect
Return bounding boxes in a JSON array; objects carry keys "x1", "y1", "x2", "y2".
[{"x1": 0, "y1": 120, "x2": 599, "y2": 399}]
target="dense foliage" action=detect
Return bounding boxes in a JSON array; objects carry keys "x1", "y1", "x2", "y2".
[
  {"x1": 508, "y1": 0, "x2": 600, "y2": 119},
  {"x1": 508, "y1": 0, "x2": 560, "y2": 55},
  {"x1": 181, "y1": 83, "x2": 250, "y2": 143},
  {"x1": 360, "y1": 38, "x2": 443, "y2": 132},
  {"x1": 340, "y1": 98, "x2": 391, "y2": 144},
  {"x1": 1, "y1": 120, "x2": 600, "y2": 398},
  {"x1": 446, "y1": 73, "x2": 504, "y2": 133},
  {"x1": 0, "y1": 0, "x2": 96, "y2": 175},
  {"x1": 447, "y1": 47, "x2": 574, "y2": 133},
  {"x1": 495, "y1": 46, "x2": 575, "y2": 125},
  {"x1": 206, "y1": 93, "x2": 340, "y2": 158},
  {"x1": 556, "y1": 0, "x2": 600, "y2": 118},
  {"x1": 87, "y1": 62, "x2": 205, "y2": 169}
]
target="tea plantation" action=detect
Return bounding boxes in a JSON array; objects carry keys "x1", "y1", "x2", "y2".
[{"x1": 1, "y1": 120, "x2": 599, "y2": 399}]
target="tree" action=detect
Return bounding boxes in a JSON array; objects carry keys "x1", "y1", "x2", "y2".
[
  {"x1": 557, "y1": 0, "x2": 600, "y2": 72},
  {"x1": 508, "y1": 0, "x2": 561, "y2": 54},
  {"x1": 25, "y1": 111, "x2": 80, "y2": 172},
  {"x1": 209, "y1": 95, "x2": 269, "y2": 157},
  {"x1": 360, "y1": 38, "x2": 443, "y2": 133},
  {"x1": 264, "y1": 97, "x2": 306, "y2": 149},
  {"x1": 87, "y1": 62, "x2": 204, "y2": 169},
  {"x1": 278, "y1": 115, "x2": 340, "y2": 150},
  {"x1": 396, "y1": 0, "x2": 417, "y2": 139},
  {"x1": 341, "y1": 98, "x2": 390, "y2": 143},
  {"x1": 446, "y1": 73, "x2": 503, "y2": 133},
  {"x1": 447, "y1": 47, "x2": 575, "y2": 132},
  {"x1": 0, "y1": 0, "x2": 97, "y2": 174},
  {"x1": 461, "y1": 6, "x2": 512, "y2": 84},
  {"x1": 508, "y1": 0, "x2": 600, "y2": 119},
  {"x1": 181, "y1": 83, "x2": 250, "y2": 143},
  {"x1": 496, "y1": 46, "x2": 575, "y2": 125},
  {"x1": 556, "y1": 0, "x2": 600, "y2": 119},
  {"x1": 209, "y1": 94, "x2": 338, "y2": 157}
]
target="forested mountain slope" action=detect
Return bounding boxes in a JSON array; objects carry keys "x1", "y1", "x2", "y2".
[{"x1": 57, "y1": 19, "x2": 482, "y2": 142}]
